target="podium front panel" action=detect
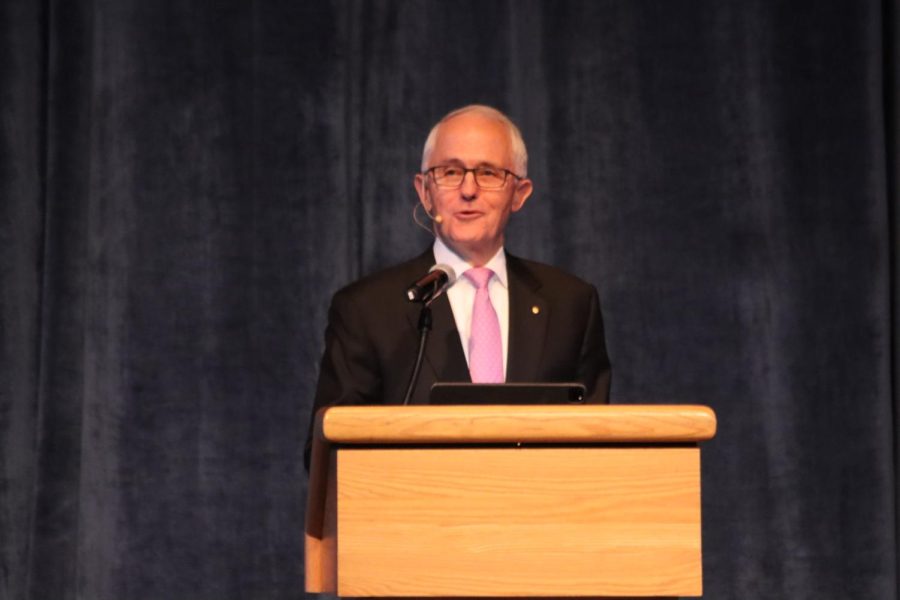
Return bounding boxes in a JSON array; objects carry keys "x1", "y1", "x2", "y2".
[{"x1": 334, "y1": 446, "x2": 702, "y2": 598}]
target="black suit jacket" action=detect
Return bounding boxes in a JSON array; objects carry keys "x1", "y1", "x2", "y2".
[{"x1": 304, "y1": 249, "x2": 611, "y2": 466}]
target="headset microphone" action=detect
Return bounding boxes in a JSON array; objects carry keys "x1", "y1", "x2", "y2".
[
  {"x1": 423, "y1": 186, "x2": 443, "y2": 223},
  {"x1": 424, "y1": 204, "x2": 443, "y2": 223}
]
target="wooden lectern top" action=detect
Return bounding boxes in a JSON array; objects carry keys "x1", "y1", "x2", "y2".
[{"x1": 317, "y1": 404, "x2": 717, "y2": 445}]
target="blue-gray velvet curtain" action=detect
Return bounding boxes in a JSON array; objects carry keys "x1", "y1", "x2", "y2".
[{"x1": 1, "y1": 1, "x2": 897, "y2": 598}]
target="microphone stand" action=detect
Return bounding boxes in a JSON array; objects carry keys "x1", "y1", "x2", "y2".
[
  {"x1": 402, "y1": 304, "x2": 432, "y2": 406},
  {"x1": 402, "y1": 266, "x2": 454, "y2": 406}
]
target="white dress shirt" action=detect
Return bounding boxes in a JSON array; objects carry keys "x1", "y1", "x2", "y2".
[{"x1": 432, "y1": 237, "x2": 509, "y2": 377}]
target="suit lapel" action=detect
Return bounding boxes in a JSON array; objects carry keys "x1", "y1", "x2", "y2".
[
  {"x1": 423, "y1": 294, "x2": 470, "y2": 382},
  {"x1": 506, "y1": 255, "x2": 549, "y2": 382}
]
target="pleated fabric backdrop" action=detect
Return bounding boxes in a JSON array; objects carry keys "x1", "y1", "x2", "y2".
[{"x1": 1, "y1": 1, "x2": 897, "y2": 598}]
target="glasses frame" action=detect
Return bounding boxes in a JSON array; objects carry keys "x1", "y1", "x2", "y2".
[{"x1": 424, "y1": 165, "x2": 522, "y2": 190}]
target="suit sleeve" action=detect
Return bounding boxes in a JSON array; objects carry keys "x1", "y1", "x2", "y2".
[
  {"x1": 578, "y1": 285, "x2": 612, "y2": 403},
  {"x1": 304, "y1": 288, "x2": 382, "y2": 469}
]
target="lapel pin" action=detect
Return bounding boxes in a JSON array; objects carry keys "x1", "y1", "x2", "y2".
[{"x1": 531, "y1": 305, "x2": 540, "y2": 315}]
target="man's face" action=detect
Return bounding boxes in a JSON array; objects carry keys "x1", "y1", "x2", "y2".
[{"x1": 414, "y1": 113, "x2": 533, "y2": 264}]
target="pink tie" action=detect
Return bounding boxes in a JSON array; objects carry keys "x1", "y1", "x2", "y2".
[{"x1": 464, "y1": 267, "x2": 504, "y2": 383}]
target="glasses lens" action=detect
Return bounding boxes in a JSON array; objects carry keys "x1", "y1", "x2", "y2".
[
  {"x1": 433, "y1": 166, "x2": 463, "y2": 187},
  {"x1": 474, "y1": 167, "x2": 507, "y2": 189}
]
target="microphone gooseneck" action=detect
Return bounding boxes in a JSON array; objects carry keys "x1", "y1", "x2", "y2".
[
  {"x1": 402, "y1": 264, "x2": 456, "y2": 405},
  {"x1": 402, "y1": 306, "x2": 432, "y2": 406}
]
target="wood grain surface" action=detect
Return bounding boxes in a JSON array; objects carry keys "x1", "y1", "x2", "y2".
[
  {"x1": 335, "y1": 446, "x2": 703, "y2": 597},
  {"x1": 319, "y1": 404, "x2": 716, "y2": 445}
]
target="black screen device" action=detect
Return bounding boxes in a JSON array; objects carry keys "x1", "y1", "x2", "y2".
[{"x1": 428, "y1": 382, "x2": 586, "y2": 405}]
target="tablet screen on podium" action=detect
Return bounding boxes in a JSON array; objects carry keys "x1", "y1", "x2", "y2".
[{"x1": 428, "y1": 382, "x2": 586, "y2": 405}]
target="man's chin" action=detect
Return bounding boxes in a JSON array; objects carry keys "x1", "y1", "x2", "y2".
[
  {"x1": 440, "y1": 226, "x2": 490, "y2": 245},
  {"x1": 438, "y1": 232, "x2": 500, "y2": 261}
]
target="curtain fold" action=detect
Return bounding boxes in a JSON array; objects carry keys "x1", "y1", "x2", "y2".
[
  {"x1": 885, "y1": 0, "x2": 900, "y2": 595},
  {"x1": 0, "y1": 0, "x2": 45, "y2": 597},
  {"x1": 1, "y1": 1, "x2": 896, "y2": 598}
]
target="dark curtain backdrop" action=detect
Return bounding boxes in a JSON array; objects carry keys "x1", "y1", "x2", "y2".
[{"x1": 1, "y1": 1, "x2": 897, "y2": 599}]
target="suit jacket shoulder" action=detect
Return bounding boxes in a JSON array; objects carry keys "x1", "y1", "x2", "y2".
[{"x1": 506, "y1": 254, "x2": 598, "y2": 297}]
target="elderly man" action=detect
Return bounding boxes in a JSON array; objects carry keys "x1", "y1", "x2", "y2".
[{"x1": 306, "y1": 106, "x2": 610, "y2": 460}]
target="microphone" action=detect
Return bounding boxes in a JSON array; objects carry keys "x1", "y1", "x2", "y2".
[
  {"x1": 403, "y1": 264, "x2": 455, "y2": 405},
  {"x1": 406, "y1": 264, "x2": 456, "y2": 305}
]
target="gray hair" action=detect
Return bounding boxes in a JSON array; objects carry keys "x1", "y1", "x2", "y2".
[{"x1": 420, "y1": 105, "x2": 529, "y2": 176}]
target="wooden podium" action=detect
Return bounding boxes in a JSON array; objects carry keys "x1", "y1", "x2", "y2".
[{"x1": 305, "y1": 404, "x2": 716, "y2": 598}]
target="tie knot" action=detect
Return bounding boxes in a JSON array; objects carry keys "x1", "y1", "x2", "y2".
[{"x1": 464, "y1": 267, "x2": 494, "y2": 290}]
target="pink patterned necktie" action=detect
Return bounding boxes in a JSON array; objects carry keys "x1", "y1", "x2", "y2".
[{"x1": 464, "y1": 267, "x2": 504, "y2": 383}]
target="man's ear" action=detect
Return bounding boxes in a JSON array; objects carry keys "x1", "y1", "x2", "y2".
[
  {"x1": 414, "y1": 173, "x2": 431, "y2": 212},
  {"x1": 511, "y1": 177, "x2": 533, "y2": 212}
]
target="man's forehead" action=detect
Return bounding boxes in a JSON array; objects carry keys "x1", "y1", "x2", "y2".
[{"x1": 429, "y1": 115, "x2": 512, "y2": 165}]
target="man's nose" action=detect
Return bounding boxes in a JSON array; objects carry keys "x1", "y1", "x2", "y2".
[{"x1": 460, "y1": 170, "x2": 478, "y2": 199}]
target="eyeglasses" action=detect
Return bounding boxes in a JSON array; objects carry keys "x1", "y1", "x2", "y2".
[{"x1": 425, "y1": 165, "x2": 521, "y2": 190}]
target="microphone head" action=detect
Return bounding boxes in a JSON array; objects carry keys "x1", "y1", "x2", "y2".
[
  {"x1": 407, "y1": 264, "x2": 457, "y2": 304},
  {"x1": 429, "y1": 263, "x2": 456, "y2": 285}
]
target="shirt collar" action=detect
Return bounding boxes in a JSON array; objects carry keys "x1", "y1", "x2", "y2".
[{"x1": 432, "y1": 236, "x2": 508, "y2": 289}]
